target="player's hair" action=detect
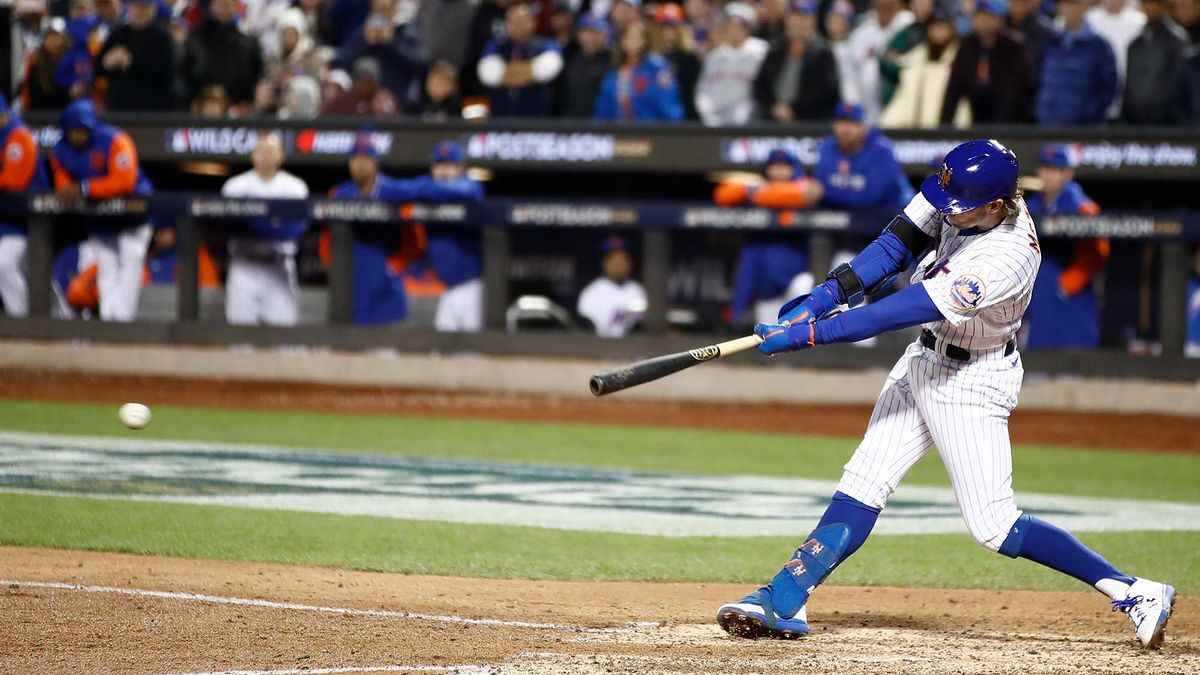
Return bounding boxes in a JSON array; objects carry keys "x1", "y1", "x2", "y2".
[{"x1": 1001, "y1": 189, "x2": 1024, "y2": 220}]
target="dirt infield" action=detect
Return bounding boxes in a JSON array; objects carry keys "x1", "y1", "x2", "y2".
[
  {"x1": 1, "y1": 369, "x2": 1197, "y2": 453},
  {"x1": 0, "y1": 547, "x2": 1195, "y2": 675}
]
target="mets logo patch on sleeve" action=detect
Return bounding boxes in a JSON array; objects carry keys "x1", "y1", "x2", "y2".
[{"x1": 949, "y1": 274, "x2": 985, "y2": 310}]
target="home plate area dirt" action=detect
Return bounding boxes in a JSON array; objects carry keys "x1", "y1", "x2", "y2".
[{"x1": 1, "y1": 548, "x2": 1195, "y2": 674}]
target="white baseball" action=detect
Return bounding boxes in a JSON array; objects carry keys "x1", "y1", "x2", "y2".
[{"x1": 118, "y1": 402, "x2": 151, "y2": 430}]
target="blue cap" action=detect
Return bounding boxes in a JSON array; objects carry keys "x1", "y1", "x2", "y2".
[
  {"x1": 59, "y1": 98, "x2": 98, "y2": 132},
  {"x1": 789, "y1": 0, "x2": 816, "y2": 14},
  {"x1": 431, "y1": 140, "x2": 464, "y2": 165},
  {"x1": 578, "y1": 13, "x2": 610, "y2": 32},
  {"x1": 0, "y1": 94, "x2": 9, "y2": 116},
  {"x1": 920, "y1": 139, "x2": 1019, "y2": 215},
  {"x1": 1039, "y1": 143, "x2": 1079, "y2": 168},
  {"x1": 976, "y1": 0, "x2": 1008, "y2": 14},
  {"x1": 351, "y1": 129, "x2": 379, "y2": 159},
  {"x1": 765, "y1": 148, "x2": 802, "y2": 178},
  {"x1": 601, "y1": 235, "x2": 628, "y2": 254},
  {"x1": 834, "y1": 101, "x2": 865, "y2": 122}
]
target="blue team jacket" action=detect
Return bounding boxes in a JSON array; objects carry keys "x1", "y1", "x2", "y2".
[
  {"x1": 0, "y1": 116, "x2": 49, "y2": 237},
  {"x1": 593, "y1": 56, "x2": 684, "y2": 122},
  {"x1": 730, "y1": 240, "x2": 808, "y2": 320},
  {"x1": 51, "y1": 123, "x2": 154, "y2": 235},
  {"x1": 1035, "y1": 26, "x2": 1117, "y2": 125},
  {"x1": 1023, "y1": 182, "x2": 1103, "y2": 349},
  {"x1": 482, "y1": 37, "x2": 561, "y2": 118},
  {"x1": 1188, "y1": 278, "x2": 1200, "y2": 349},
  {"x1": 812, "y1": 130, "x2": 914, "y2": 209}
]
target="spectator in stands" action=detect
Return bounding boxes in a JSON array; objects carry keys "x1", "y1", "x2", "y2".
[
  {"x1": 714, "y1": 149, "x2": 823, "y2": 325},
  {"x1": 1022, "y1": 144, "x2": 1110, "y2": 349},
  {"x1": 191, "y1": 84, "x2": 232, "y2": 117},
  {"x1": 296, "y1": 0, "x2": 339, "y2": 48},
  {"x1": 653, "y1": 3, "x2": 701, "y2": 120},
  {"x1": 93, "y1": 0, "x2": 122, "y2": 44},
  {"x1": 879, "y1": 0, "x2": 934, "y2": 110},
  {"x1": 941, "y1": 0, "x2": 1034, "y2": 125},
  {"x1": 277, "y1": 76, "x2": 321, "y2": 118},
  {"x1": 757, "y1": 0, "x2": 789, "y2": 46},
  {"x1": 609, "y1": 0, "x2": 642, "y2": 36},
  {"x1": 559, "y1": 14, "x2": 612, "y2": 118},
  {"x1": 421, "y1": 141, "x2": 486, "y2": 332},
  {"x1": 220, "y1": 132, "x2": 309, "y2": 326},
  {"x1": 95, "y1": 0, "x2": 177, "y2": 111},
  {"x1": 812, "y1": 101, "x2": 913, "y2": 209},
  {"x1": 21, "y1": 18, "x2": 72, "y2": 111},
  {"x1": 550, "y1": 4, "x2": 576, "y2": 52},
  {"x1": 577, "y1": 236, "x2": 647, "y2": 338},
  {"x1": 842, "y1": 0, "x2": 914, "y2": 124},
  {"x1": 1123, "y1": 0, "x2": 1190, "y2": 125},
  {"x1": 1006, "y1": 0, "x2": 1055, "y2": 91},
  {"x1": 327, "y1": 0, "x2": 374, "y2": 47},
  {"x1": 183, "y1": 0, "x2": 264, "y2": 113},
  {"x1": 594, "y1": 22, "x2": 684, "y2": 121},
  {"x1": 333, "y1": 7, "x2": 428, "y2": 113},
  {"x1": 880, "y1": 3, "x2": 964, "y2": 128},
  {"x1": 753, "y1": 0, "x2": 840, "y2": 123},
  {"x1": 57, "y1": 13, "x2": 99, "y2": 101},
  {"x1": 684, "y1": 0, "x2": 717, "y2": 53},
  {"x1": 320, "y1": 57, "x2": 400, "y2": 116},
  {"x1": 477, "y1": 3, "x2": 564, "y2": 118},
  {"x1": 694, "y1": 2, "x2": 768, "y2": 126},
  {"x1": 1176, "y1": 0, "x2": 1200, "y2": 43},
  {"x1": 415, "y1": 0, "x2": 478, "y2": 73},
  {"x1": 824, "y1": 0, "x2": 856, "y2": 104},
  {"x1": 1187, "y1": 247, "x2": 1200, "y2": 358},
  {"x1": 419, "y1": 60, "x2": 462, "y2": 120},
  {"x1": 461, "y1": 0, "x2": 512, "y2": 99},
  {"x1": 51, "y1": 99, "x2": 155, "y2": 322},
  {"x1": 1173, "y1": 48, "x2": 1200, "y2": 124},
  {"x1": 266, "y1": 8, "x2": 328, "y2": 83},
  {"x1": 322, "y1": 69, "x2": 352, "y2": 105},
  {"x1": 1088, "y1": 0, "x2": 1146, "y2": 120},
  {"x1": 242, "y1": 0, "x2": 293, "y2": 60},
  {"x1": 0, "y1": 94, "x2": 48, "y2": 318},
  {"x1": 1035, "y1": 0, "x2": 1117, "y2": 126},
  {"x1": 14, "y1": 0, "x2": 49, "y2": 71},
  {"x1": 326, "y1": 131, "x2": 421, "y2": 325}
]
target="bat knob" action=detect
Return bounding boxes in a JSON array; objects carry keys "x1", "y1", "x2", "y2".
[{"x1": 589, "y1": 375, "x2": 606, "y2": 396}]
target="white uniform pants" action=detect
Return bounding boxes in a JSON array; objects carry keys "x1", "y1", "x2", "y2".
[
  {"x1": 91, "y1": 223, "x2": 152, "y2": 322},
  {"x1": 836, "y1": 341, "x2": 1024, "y2": 551},
  {"x1": 0, "y1": 235, "x2": 28, "y2": 317},
  {"x1": 435, "y1": 278, "x2": 483, "y2": 332},
  {"x1": 226, "y1": 254, "x2": 299, "y2": 326}
]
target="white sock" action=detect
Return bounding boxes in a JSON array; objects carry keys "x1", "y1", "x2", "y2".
[{"x1": 1095, "y1": 577, "x2": 1133, "y2": 601}]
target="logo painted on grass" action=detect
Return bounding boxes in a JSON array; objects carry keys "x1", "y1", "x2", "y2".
[{"x1": 1, "y1": 432, "x2": 1198, "y2": 538}]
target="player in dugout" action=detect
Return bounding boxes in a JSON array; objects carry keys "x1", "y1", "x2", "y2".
[
  {"x1": 50, "y1": 98, "x2": 155, "y2": 322},
  {"x1": 326, "y1": 137, "x2": 483, "y2": 329},
  {"x1": 715, "y1": 148, "x2": 823, "y2": 325},
  {"x1": 1021, "y1": 143, "x2": 1109, "y2": 349},
  {"x1": 0, "y1": 93, "x2": 49, "y2": 318},
  {"x1": 812, "y1": 101, "x2": 914, "y2": 210}
]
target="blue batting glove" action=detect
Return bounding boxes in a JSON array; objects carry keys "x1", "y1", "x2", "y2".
[
  {"x1": 754, "y1": 321, "x2": 814, "y2": 355},
  {"x1": 778, "y1": 281, "x2": 841, "y2": 326}
]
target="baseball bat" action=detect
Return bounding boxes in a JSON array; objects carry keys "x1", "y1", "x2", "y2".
[{"x1": 589, "y1": 334, "x2": 764, "y2": 396}]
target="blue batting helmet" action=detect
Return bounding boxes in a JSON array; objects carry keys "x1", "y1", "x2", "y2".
[
  {"x1": 431, "y1": 140, "x2": 464, "y2": 165},
  {"x1": 920, "y1": 139, "x2": 1018, "y2": 215}
]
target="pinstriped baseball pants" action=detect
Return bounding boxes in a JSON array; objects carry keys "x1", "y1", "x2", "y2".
[{"x1": 836, "y1": 341, "x2": 1024, "y2": 551}]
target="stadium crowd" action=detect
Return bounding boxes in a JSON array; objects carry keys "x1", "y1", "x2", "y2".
[{"x1": 7, "y1": 0, "x2": 1200, "y2": 125}]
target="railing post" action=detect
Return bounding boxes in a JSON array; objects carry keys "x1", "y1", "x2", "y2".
[
  {"x1": 641, "y1": 228, "x2": 669, "y2": 334},
  {"x1": 328, "y1": 221, "x2": 354, "y2": 325},
  {"x1": 176, "y1": 216, "x2": 199, "y2": 321},
  {"x1": 809, "y1": 232, "x2": 834, "y2": 279},
  {"x1": 1158, "y1": 241, "x2": 1187, "y2": 356},
  {"x1": 26, "y1": 215, "x2": 52, "y2": 318},
  {"x1": 482, "y1": 225, "x2": 510, "y2": 331}
]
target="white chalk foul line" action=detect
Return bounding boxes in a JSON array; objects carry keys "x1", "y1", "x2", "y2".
[
  {"x1": 167, "y1": 666, "x2": 492, "y2": 675},
  {"x1": 1, "y1": 579, "x2": 573, "y2": 631}
]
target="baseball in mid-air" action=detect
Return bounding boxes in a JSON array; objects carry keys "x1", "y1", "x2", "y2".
[{"x1": 118, "y1": 402, "x2": 151, "y2": 430}]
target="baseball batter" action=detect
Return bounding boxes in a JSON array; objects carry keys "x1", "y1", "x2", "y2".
[
  {"x1": 221, "y1": 133, "x2": 309, "y2": 326},
  {"x1": 716, "y1": 140, "x2": 1175, "y2": 649}
]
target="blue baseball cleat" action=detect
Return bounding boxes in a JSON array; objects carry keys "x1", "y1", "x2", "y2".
[
  {"x1": 1111, "y1": 578, "x2": 1177, "y2": 649},
  {"x1": 716, "y1": 588, "x2": 809, "y2": 640}
]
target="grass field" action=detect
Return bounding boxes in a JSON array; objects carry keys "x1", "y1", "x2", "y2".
[{"x1": 1, "y1": 398, "x2": 1198, "y2": 594}]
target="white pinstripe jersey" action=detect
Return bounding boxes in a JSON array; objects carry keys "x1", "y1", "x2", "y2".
[{"x1": 903, "y1": 192, "x2": 1042, "y2": 350}]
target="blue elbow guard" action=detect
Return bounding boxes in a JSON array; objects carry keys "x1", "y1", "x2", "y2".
[{"x1": 752, "y1": 524, "x2": 850, "y2": 625}]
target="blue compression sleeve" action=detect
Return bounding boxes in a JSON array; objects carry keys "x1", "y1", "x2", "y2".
[
  {"x1": 813, "y1": 282, "x2": 943, "y2": 345},
  {"x1": 796, "y1": 224, "x2": 923, "y2": 320}
]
